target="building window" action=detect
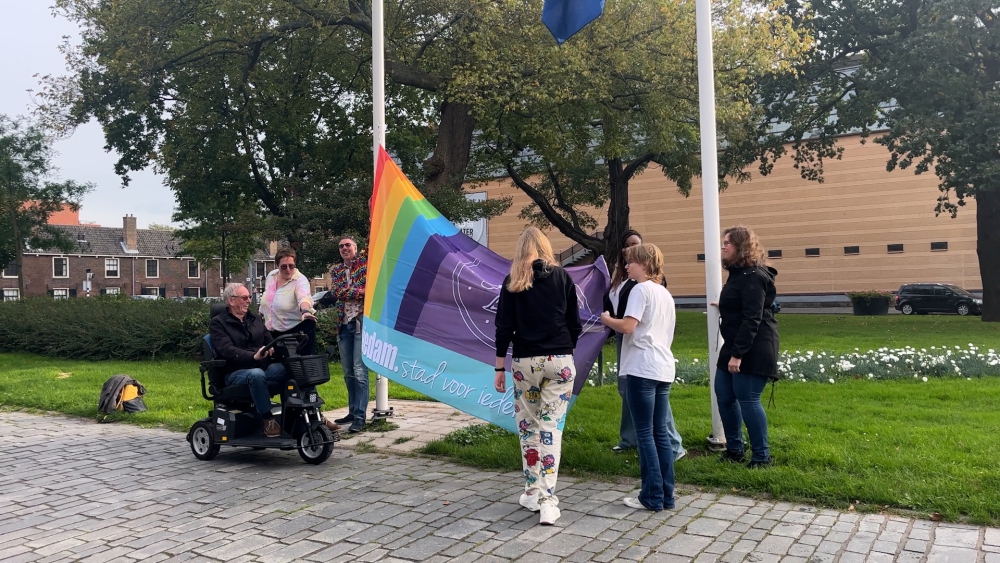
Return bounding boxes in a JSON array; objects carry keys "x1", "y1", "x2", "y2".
[
  {"x1": 146, "y1": 259, "x2": 159, "y2": 278},
  {"x1": 102, "y1": 287, "x2": 121, "y2": 295},
  {"x1": 188, "y1": 260, "x2": 200, "y2": 278},
  {"x1": 255, "y1": 261, "x2": 267, "y2": 278},
  {"x1": 184, "y1": 287, "x2": 204, "y2": 297},
  {"x1": 767, "y1": 249, "x2": 782, "y2": 259},
  {"x1": 887, "y1": 244, "x2": 904, "y2": 253},
  {"x1": 3, "y1": 288, "x2": 19, "y2": 301},
  {"x1": 53, "y1": 257, "x2": 69, "y2": 278},
  {"x1": 844, "y1": 246, "x2": 860, "y2": 255},
  {"x1": 696, "y1": 253, "x2": 705, "y2": 262},
  {"x1": 105, "y1": 258, "x2": 120, "y2": 278},
  {"x1": 52, "y1": 288, "x2": 69, "y2": 299},
  {"x1": 805, "y1": 248, "x2": 820, "y2": 257},
  {"x1": 314, "y1": 286, "x2": 328, "y2": 292},
  {"x1": 930, "y1": 241, "x2": 948, "y2": 251},
  {"x1": 2, "y1": 262, "x2": 16, "y2": 278}
]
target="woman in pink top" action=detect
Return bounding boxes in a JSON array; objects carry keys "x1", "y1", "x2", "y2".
[{"x1": 260, "y1": 248, "x2": 318, "y2": 354}]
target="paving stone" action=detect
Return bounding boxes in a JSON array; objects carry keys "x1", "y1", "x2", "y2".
[
  {"x1": 934, "y1": 526, "x2": 980, "y2": 549},
  {"x1": 3, "y1": 412, "x2": 1000, "y2": 563},
  {"x1": 686, "y1": 518, "x2": 731, "y2": 537},
  {"x1": 655, "y1": 533, "x2": 713, "y2": 556},
  {"x1": 927, "y1": 545, "x2": 980, "y2": 562}
]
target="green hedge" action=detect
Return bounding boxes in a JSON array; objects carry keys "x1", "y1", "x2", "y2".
[{"x1": 0, "y1": 296, "x2": 342, "y2": 361}]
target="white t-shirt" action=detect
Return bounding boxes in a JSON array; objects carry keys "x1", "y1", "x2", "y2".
[{"x1": 619, "y1": 280, "x2": 676, "y2": 383}]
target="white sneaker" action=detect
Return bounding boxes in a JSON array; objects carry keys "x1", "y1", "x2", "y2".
[
  {"x1": 519, "y1": 492, "x2": 540, "y2": 512},
  {"x1": 623, "y1": 497, "x2": 648, "y2": 510},
  {"x1": 539, "y1": 504, "x2": 560, "y2": 525}
]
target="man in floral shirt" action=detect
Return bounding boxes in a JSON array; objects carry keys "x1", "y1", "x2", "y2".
[{"x1": 330, "y1": 235, "x2": 368, "y2": 433}]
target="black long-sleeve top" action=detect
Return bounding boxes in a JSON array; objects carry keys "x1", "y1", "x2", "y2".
[
  {"x1": 717, "y1": 265, "x2": 780, "y2": 378},
  {"x1": 495, "y1": 260, "x2": 582, "y2": 358}
]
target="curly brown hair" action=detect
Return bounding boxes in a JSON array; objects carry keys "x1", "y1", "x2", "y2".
[{"x1": 722, "y1": 226, "x2": 767, "y2": 268}]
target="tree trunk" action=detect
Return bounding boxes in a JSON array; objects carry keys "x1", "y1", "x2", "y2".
[
  {"x1": 221, "y1": 231, "x2": 229, "y2": 285},
  {"x1": 601, "y1": 158, "x2": 631, "y2": 271},
  {"x1": 5, "y1": 162, "x2": 24, "y2": 297},
  {"x1": 422, "y1": 101, "x2": 475, "y2": 193},
  {"x1": 977, "y1": 189, "x2": 1000, "y2": 322}
]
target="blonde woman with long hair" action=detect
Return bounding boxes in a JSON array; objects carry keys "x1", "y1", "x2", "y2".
[{"x1": 494, "y1": 226, "x2": 582, "y2": 526}]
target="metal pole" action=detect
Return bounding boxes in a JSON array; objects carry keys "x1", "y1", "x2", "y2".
[
  {"x1": 371, "y1": 0, "x2": 391, "y2": 419},
  {"x1": 695, "y1": 0, "x2": 726, "y2": 450}
]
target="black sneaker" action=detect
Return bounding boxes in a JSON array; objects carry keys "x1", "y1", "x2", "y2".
[
  {"x1": 348, "y1": 421, "x2": 365, "y2": 433},
  {"x1": 747, "y1": 456, "x2": 773, "y2": 469},
  {"x1": 718, "y1": 450, "x2": 746, "y2": 464},
  {"x1": 334, "y1": 415, "x2": 355, "y2": 424}
]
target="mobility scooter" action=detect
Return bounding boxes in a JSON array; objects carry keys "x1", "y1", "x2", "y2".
[{"x1": 186, "y1": 305, "x2": 338, "y2": 464}]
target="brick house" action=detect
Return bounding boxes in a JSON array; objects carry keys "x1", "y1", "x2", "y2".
[{"x1": 1, "y1": 215, "x2": 277, "y2": 300}]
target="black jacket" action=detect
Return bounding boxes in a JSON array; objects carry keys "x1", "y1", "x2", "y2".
[
  {"x1": 603, "y1": 279, "x2": 638, "y2": 319},
  {"x1": 210, "y1": 310, "x2": 275, "y2": 378},
  {"x1": 717, "y1": 265, "x2": 779, "y2": 379},
  {"x1": 495, "y1": 260, "x2": 582, "y2": 358}
]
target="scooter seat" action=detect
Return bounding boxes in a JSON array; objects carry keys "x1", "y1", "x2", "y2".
[{"x1": 214, "y1": 384, "x2": 253, "y2": 402}]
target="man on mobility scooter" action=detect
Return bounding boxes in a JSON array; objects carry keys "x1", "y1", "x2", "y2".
[
  {"x1": 210, "y1": 283, "x2": 289, "y2": 437},
  {"x1": 187, "y1": 282, "x2": 337, "y2": 464}
]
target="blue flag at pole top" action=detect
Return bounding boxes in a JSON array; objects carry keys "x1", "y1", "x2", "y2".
[{"x1": 542, "y1": 0, "x2": 606, "y2": 45}]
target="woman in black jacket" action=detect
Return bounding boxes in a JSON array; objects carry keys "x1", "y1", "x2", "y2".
[
  {"x1": 494, "y1": 226, "x2": 581, "y2": 526},
  {"x1": 712, "y1": 226, "x2": 779, "y2": 468}
]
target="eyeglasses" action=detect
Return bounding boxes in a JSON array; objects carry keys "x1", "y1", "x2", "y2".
[
  {"x1": 233, "y1": 295, "x2": 251, "y2": 302},
  {"x1": 339, "y1": 243, "x2": 354, "y2": 249},
  {"x1": 279, "y1": 264, "x2": 296, "y2": 271}
]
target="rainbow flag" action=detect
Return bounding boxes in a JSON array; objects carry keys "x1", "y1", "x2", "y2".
[{"x1": 363, "y1": 146, "x2": 610, "y2": 432}]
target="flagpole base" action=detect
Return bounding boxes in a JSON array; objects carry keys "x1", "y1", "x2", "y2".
[
  {"x1": 371, "y1": 406, "x2": 394, "y2": 420},
  {"x1": 706, "y1": 434, "x2": 727, "y2": 452}
]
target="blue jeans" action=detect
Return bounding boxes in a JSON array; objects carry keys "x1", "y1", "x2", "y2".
[
  {"x1": 714, "y1": 368, "x2": 770, "y2": 462},
  {"x1": 617, "y1": 335, "x2": 684, "y2": 457},
  {"x1": 338, "y1": 322, "x2": 368, "y2": 423},
  {"x1": 626, "y1": 375, "x2": 675, "y2": 511},
  {"x1": 226, "y1": 363, "x2": 289, "y2": 416}
]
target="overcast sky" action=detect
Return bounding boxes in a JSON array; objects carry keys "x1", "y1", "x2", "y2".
[{"x1": 0, "y1": 1, "x2": 175, "y2": 229}]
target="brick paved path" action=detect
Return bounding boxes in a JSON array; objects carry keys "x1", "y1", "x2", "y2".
[{"x1": 1, "y1": 412, "x2": 997, "y2": 562}]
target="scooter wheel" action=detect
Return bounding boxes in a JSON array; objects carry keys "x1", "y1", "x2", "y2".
[
  {"x1": 298, "y1": 424, "x2": 334, "y2": 465},
  {"x1": 189, "y1": 421, "x2": 221, "y2": 461}
]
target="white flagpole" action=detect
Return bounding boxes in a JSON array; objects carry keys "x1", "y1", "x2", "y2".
[
  {"x1": 372, "y1": 0, "x2": 391, "y2": 419},
  {"x1": 695, "y1": 0, "x2": 726, "y2": 449}
]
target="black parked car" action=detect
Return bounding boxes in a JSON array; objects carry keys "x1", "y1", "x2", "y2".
[{"x1": 894, "y1": 283, "x2": 982, "y2": 316}]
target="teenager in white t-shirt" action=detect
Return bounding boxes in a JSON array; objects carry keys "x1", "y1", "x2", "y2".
[{"x1": 600, "y1": 243, "x2": 677, "y2": 511}]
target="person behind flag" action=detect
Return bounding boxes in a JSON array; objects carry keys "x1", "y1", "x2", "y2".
[
  {"x1": 494, "y1": 226, "x2": 581, "y2": 526},
  {"x1": 600, "y1": 243, "x2": 678, "y2": 512},
  {"x1": 605, "y1": 230, "x2": 685, "y2": 459},
  {"x1": 329, "y1": 235, "x2": 369, "y2": 434}
]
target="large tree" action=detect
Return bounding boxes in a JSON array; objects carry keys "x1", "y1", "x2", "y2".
[
  {"x1": 42, "y1": 0, "x2": 509, "y2": 257},
  {"x1": 754, "y1": 0, "x2": 1000, "y2": 321},
  {"x1": 0, "y1": 115, "x2": 93, "y2": 297},
  {"x1": 458, "y1": 0, "x2": 810, "y2": 267}
]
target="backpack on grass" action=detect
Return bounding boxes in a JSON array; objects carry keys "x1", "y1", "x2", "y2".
[{"x1": 98, "y1": 374, "x2": 148, "y2": 415}]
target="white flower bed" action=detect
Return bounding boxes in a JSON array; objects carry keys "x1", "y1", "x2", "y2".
[
  {"x1": 778, "y1": 345, "x2": 1000, "y2": 382},
  {"x1": 588, "y1": 345, "x2": 1000, "y2": 386}
]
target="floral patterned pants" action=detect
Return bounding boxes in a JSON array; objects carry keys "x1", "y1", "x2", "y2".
[{"x1": 512, "y1": 354, "x2": 576, "y2": 507}]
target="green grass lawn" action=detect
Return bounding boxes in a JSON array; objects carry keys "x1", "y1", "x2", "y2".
[
  {"x1": 425, "y1": 376, "x2": 1000, "y2": 524},
  {"x1": 0, "y1": 353, "x2": 428, "y2": 432},
  {"x1": 1, "y1": 312, "x2": 999, "y2": 523}
]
